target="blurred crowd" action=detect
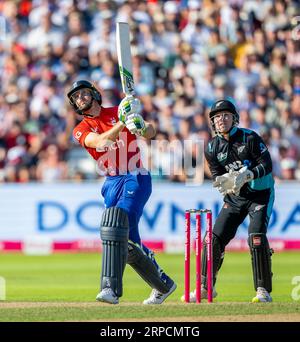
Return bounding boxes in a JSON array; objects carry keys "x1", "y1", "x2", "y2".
[{"x1": 0, "y1": 0, "x2": 300, "y2": 183}]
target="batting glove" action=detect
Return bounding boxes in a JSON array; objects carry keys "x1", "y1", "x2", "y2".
[
  {"x1": 125, "y1": 113, "x2": 146, "y2": 136},
  {"x1": 118, "y1": 96, "x2": 141, "y2": 123}
]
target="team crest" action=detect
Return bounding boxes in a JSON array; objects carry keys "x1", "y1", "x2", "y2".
[{"x1": 217, "y1": 152, "x2": 227, "y2": 162}]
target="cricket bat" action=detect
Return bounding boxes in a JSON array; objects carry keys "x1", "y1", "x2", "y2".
[{"x1": 116, "y1": 22, "x2": 135, "y2": 96}]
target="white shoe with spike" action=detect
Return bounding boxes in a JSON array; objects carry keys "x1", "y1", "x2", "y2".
[{"x1": 143, "y1": 283, "x2": 177, "y2": 305}]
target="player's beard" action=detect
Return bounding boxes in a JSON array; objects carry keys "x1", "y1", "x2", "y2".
[{"x1": 78, "y1": 98, "x2": 94, "y2": 114}]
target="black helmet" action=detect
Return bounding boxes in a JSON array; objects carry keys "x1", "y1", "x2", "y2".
[
  {"x1": 67, "y1": 80, "x2": 102, "y2": 115},
  {"x1": 209, "y1": 99, "x2": 239, "y2": 133}
]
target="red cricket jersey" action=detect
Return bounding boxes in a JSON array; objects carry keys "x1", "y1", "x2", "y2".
[{"x1": 73, "y1": 106, "x2": 142, "y2": 176}]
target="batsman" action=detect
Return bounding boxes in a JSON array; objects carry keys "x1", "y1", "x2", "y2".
[
  {"x1": 68, "y1": 80, "x2": 176, "y2": 305},
  {"x1": 189, "y1": 99, "x2": 274, "y2": 303}
]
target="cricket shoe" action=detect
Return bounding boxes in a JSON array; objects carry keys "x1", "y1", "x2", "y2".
[
  {"x1": 143, "y1": 280, "x2": 177, "y2": 305},
  {"x1": 96, "y1": 288, "x2": 119, "y2": 304},
  {"x1": 180, "y1": 286, "x2": 217, "y2": 302},
  {"x1": 252, "y1": 287, "x2": 272, "y2": 303}
]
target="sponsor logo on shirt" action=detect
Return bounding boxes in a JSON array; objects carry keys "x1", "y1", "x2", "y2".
[
  {"x1": 96, "y1": 138, "x2": 125, "y2": 152},
  {"x1": 237, "y1": 145, "x2": 246, "y2": 154},
  {"x1": 225, "y1": 160, "x2": 243, "y2": 171}
]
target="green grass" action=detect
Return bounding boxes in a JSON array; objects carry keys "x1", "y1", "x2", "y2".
[
  {"x1": 1, "y1": 303, "x2": 300, "y2": 322},
  {"x1": 0, "y1": 251, "x2": 300, "y2": 321}
]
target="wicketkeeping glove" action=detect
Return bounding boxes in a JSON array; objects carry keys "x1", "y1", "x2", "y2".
[
  {"x1": 213, "y1": 169, "x2": 237, "y2": 196},
  {"x1": 118, "y1": 96, "x2": 141, "y2": 123},
  {"x1": 232, "y1": 166, "x2": 254, "y2": 196},
  {"x1": 125, "y1": 113, "x2": 146, "y2": 136}
]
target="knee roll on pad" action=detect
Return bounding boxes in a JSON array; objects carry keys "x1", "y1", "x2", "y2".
[
  {"x1": 248, "y1": 233, "x2": 273, "y2": 293},
  {"x1": 201, "y1": 233, "x2": 224, "y2": 289},
  {"x1": 127, "y1": 242, "x2": 170, "y2": 294},
  {"x1": 100, "y1": 207, "x2": 129, "y2": 297}
]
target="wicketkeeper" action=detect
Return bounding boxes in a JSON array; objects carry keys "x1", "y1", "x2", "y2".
[
  {"x1": 68, "y1": 80, "x2": 176, "y2": 304},
  {"x1": 187, "y1": 99, "x2": 275, "y2": 303}
]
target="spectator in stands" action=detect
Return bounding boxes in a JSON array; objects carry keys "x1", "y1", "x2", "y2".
[{"x1": 0, "y1": 0, "x2": 299, "y2": 183}]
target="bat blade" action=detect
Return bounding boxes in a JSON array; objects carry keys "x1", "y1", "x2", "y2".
[{"x1": 116, "y1": 22, "x2": 135, "y2": 96}]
